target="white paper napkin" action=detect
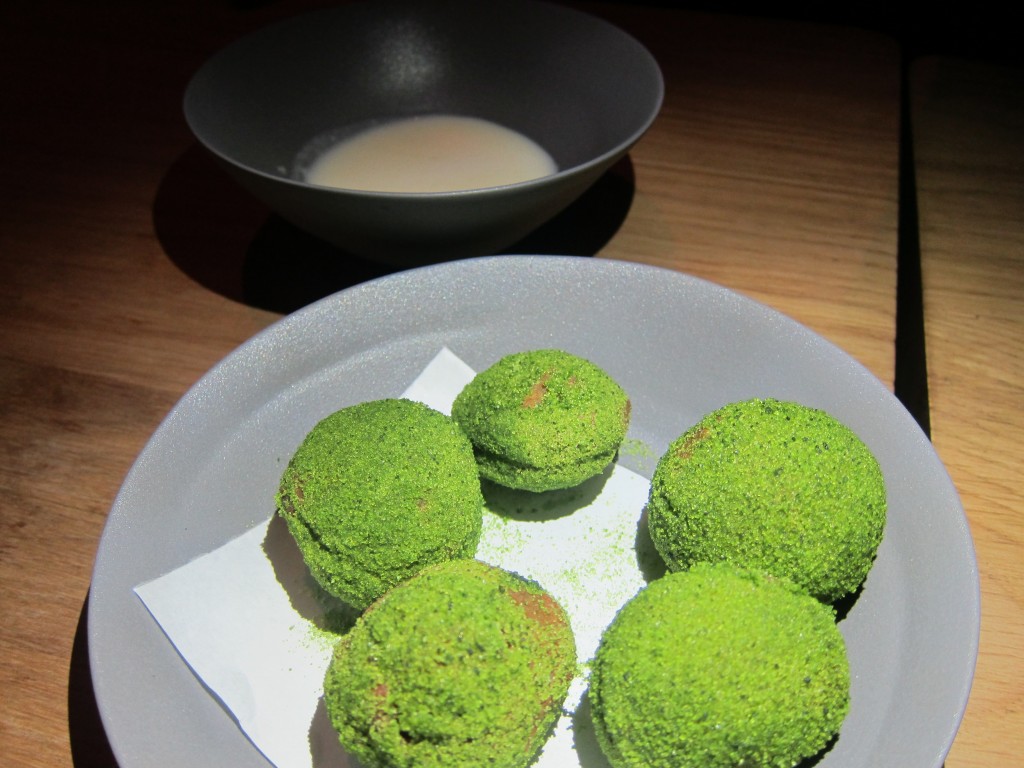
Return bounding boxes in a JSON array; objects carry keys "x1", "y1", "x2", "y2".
[{"x1": 135, "y1": 347, "x2": 653, "y2": 768}]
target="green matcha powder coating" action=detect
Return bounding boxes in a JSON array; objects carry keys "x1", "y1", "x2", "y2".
[
  {"x1": 590, "y1": 563, "x2": 850, "y2": 768},
  {"x1": 276, "y1": 398, "x2": 483, "y2": 611},
  {"x1": 648, "y1": 398, "x2": 886, "y2": 603},
  {"x1": 452, "y1": 349, "x2": 631, "y2": 492},
  {"x1": 323, "y1": 559, "x2": 577, "y2": 768}
]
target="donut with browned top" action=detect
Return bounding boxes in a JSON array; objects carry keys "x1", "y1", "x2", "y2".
[
  {"x1": 452, "y1": 349, "x2": 631, "y2": 492},
  {"x1": 323, "y1": 559, "x2": 577, "y2": 768},
  {"x1": 589, "y1": 563, "x2": 850, "y2": 768},
  {"x1": 647, "y1": 398, "x2": 886, "y2": 603},
  {"x1": 276, "y1": 398, "x2": 483, "y2": 610}
]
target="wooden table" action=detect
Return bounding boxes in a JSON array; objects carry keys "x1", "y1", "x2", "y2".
[
  {"x1": 910, "y1": 56, "x2": 1024, "y2": 768},
  {"x1": 1, "y1": 1, "x2": 908, "y2": 765}
]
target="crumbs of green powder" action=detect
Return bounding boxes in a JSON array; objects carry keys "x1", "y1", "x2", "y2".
[
  {"x1": 618, "y1": 438, "x2": 655, "y2": 474},
  {"x1": 297, "y1": 582, "x2": 362, "y2": 652}
]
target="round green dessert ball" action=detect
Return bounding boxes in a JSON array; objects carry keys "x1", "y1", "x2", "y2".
[
  {"x1": 451, "y1": 349, "x2": 631, "y2": 492},
  {"x1": 589, "y1": 563, "x2": 850, "y2": 768},
  {"x1": 276, "y1": 398, "x2": 483, "y2": 610},
  {"x1": 647, "y1": 398, "x2": 886, "y2": 602},
  {"x1": 323, "y1": 559, "x2": 577, "y2": 768}
]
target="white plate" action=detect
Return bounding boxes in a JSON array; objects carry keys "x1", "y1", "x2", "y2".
[{"x1": 89, "y1": 255, "x2": 978, "y2": 768}]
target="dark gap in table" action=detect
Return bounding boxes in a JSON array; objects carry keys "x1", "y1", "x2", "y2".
[{"x1": 893, "y1": 53, "x2": 931, "y2": 438}]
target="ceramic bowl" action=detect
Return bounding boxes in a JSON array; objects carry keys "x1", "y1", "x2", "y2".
[{"x1": 184, "y1": 0, "x2": 663, "y2": 263}]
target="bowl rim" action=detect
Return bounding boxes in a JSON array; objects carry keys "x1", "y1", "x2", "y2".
[{"x1": 183, "y1": 0, "x2": 665, "y2": 199}]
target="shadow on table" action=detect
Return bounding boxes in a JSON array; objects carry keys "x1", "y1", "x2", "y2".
[
  {"x1": 68, "y1": 591, "x2": 119, "y2": 767},
  {"x1": 153, "y1": 145, "x2": 635, "y2": 316}
]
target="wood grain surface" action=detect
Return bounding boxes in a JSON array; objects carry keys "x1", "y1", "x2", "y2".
[
  {"x1": 0, "y1": 2, "x2": 905, "y2": 766},
  {"x1": 911, "y1": 56, "x2": 1024, "y2": 768}
]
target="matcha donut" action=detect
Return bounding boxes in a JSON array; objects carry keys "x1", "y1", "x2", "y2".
[
  {"x1": 323, "y1": 559, "x2": 577, "y2": 768},
  {"x1": 452, "y1": 349, "x2": 631, "y2": 492},
  {"x1": 276, "y1": 398, "x2": 483, "y2": 610},
  {"x1": 589, "y1": 563, "x2": 850, "y2": 768},
  {"x1": 647, "y1": 398, "x2": 886, "y2": 602}
]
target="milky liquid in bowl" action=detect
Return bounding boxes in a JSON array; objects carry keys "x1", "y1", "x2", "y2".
[{"x1": 303, "y1": 114, "x2": 558, "y2": 193}]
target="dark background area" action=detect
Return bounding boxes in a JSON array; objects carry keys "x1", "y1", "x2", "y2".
[
  {"x1": 618, "y1": 1, "x2": 1022, "y2": 66},
  {"x1": 229, "y1": 1, "x2": 1024, "y2": 66}
]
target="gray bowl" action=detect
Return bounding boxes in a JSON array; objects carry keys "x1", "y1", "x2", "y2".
[{"x1": 184, "y1": 0, "x2": 663, "y2": 263}]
